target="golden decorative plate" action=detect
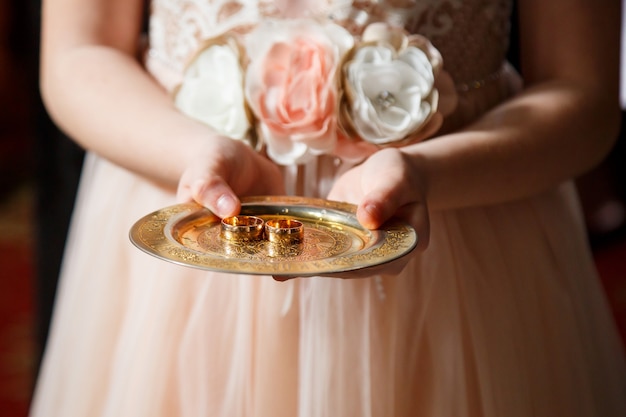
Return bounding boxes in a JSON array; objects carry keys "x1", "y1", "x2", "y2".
[{"x1": 129, "y1": 196, "x2": 417, "y2": 276}]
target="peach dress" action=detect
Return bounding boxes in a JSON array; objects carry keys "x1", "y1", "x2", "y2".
[{"x1": 31, "y1": 0, "x2": 626, "y2": 416}]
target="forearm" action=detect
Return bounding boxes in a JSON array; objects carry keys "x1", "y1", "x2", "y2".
[
  {"x1": 406, "y1": 81, "x2": 621, "y2": 211},
  {"x1": 40, "y1": 45, "x2": 216, "y2": 189}
]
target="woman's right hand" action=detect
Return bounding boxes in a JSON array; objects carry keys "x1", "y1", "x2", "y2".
[{"x1": 177, "y1": 136, "x2": 285, "y2": 218}]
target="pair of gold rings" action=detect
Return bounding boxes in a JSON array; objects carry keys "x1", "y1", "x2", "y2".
[{"x1": 220, "y1": 215, "x2": 304, "y2": 245}]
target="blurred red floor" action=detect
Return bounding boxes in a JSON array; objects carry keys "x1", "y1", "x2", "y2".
[
  {"x1": 0, "y1": 183, "x2": 35, "y2": 417},
  {"x1": 594, "y1": 238, "x2": 626, "y2": 344}
]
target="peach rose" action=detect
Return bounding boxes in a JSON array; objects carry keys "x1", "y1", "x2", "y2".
[{"x1": 245, "y1": 19, "x2": 354, "y2": 165}]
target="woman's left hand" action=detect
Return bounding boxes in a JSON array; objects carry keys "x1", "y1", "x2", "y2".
[
  {"x1": 331, "y1": 148, "x2": 429, "y2": 239},
  {"x1": 274, "y1": 147, "x2": 429, "y2": 281}
]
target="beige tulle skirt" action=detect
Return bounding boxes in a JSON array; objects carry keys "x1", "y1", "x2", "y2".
[{"x1": 31, "y1": 67, "x2": 626, "y2": 416}]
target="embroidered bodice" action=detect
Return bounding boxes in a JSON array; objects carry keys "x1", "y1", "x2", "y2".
[{"x1": 146, "y1": 0, "x2": 513, "y2": 92}]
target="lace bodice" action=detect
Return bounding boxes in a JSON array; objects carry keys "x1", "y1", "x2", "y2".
[{"x1": 146, "y1": 0, "x2": 513, "y2": 91}]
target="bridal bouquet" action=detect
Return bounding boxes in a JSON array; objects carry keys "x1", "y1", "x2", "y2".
[{"x1": 174, "y1": 12, "x2": 456, "y2": 165}]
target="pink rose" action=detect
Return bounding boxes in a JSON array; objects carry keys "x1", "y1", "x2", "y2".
[{"x1": 245, "y1": 19, "x2": 354, "y2": 165}]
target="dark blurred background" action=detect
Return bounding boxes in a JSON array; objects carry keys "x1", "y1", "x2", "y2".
[
  {"x1": 1, "y1": 1, "x2": 84, "y2": 416},
  {"x1": 0, "y1": 1, "x2": 624, "y2": 417}
]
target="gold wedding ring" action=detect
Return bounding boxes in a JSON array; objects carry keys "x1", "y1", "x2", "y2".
[
  {"x1": 264, "y1": 218, "x2": 304, "y2": 245},
  {"x1": 220, "y1": 216, "x2": 305, "y2": 258},
  {"x1": 220, "y1": 215, "x2": 265, "y2": 242}
]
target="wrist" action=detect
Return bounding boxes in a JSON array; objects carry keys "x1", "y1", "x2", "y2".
[{"x1": 400, "y1": 146, "x2": 431, "y2": 208}]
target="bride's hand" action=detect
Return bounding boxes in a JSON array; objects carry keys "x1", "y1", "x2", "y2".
[
  {"x1": 330, "y1": 147, "x2": 430, "y2": 246},
  {"x1": 177, "y1": 136, "x2": 284, "y2": 218},
  {"x1": 274, "y1": 147, "x2": 430, "y2": 281}
]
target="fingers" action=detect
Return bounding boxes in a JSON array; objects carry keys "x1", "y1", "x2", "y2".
[
  {"x1": 177, "y1": 176, "x2": 241, "y2": 218},
  {"x1": 357, "y1": 197, "x2": 429, "y2": 251},
  {"x1": 354, "y1": 160, "x2": 416, "y2": 229},
  {"x1": 356, "y1": 193, "x2": 397, "y2": 230},
  {"x1": 272, "y1": 275, "x2": 296, "y2": 281},
  {"x1": 395, "y1": 201, "x2": 430, "y2": 251},
  {"x1": 353, "y1": 149, "x2": 430, "y2": 250},
  {"x1": 253, "y1": 154, "x2": 287, "y2": 195},
  {"x1": 176, "y1": 141, "x2": 285, "y2": 217},
  {"x1": 194, "y1": 177, "x2": 241, "y2": 218}
]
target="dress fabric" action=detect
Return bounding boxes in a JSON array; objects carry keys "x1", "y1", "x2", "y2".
[{"x1": 31, "y1": 0, "x2": 626, "y2": 416}]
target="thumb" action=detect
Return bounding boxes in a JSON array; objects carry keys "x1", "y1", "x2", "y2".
[{"x1": 187, "y1": 177, "x2": 241, "y2": 218}]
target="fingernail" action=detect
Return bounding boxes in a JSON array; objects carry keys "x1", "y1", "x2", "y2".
[
  {"x1": 216, "y1": 194, "x2": 237, "y2": 216},
  {"x1": 360, "y1": 203, "x2": 380, "y2": 230},
  {"x1": 363, "y1": 202, "x2": 377, "y2": 216}
]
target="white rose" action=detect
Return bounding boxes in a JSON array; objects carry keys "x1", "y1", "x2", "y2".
[
  {"x1": 339, "y1": 23, "x2": 455, "y2": 147},
  {"x1": 174, "y1": 40, "x2": 251, "y2": 141},
  {"x1": 344, "y1": 44, "x2": 436, "y2": 144}
]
